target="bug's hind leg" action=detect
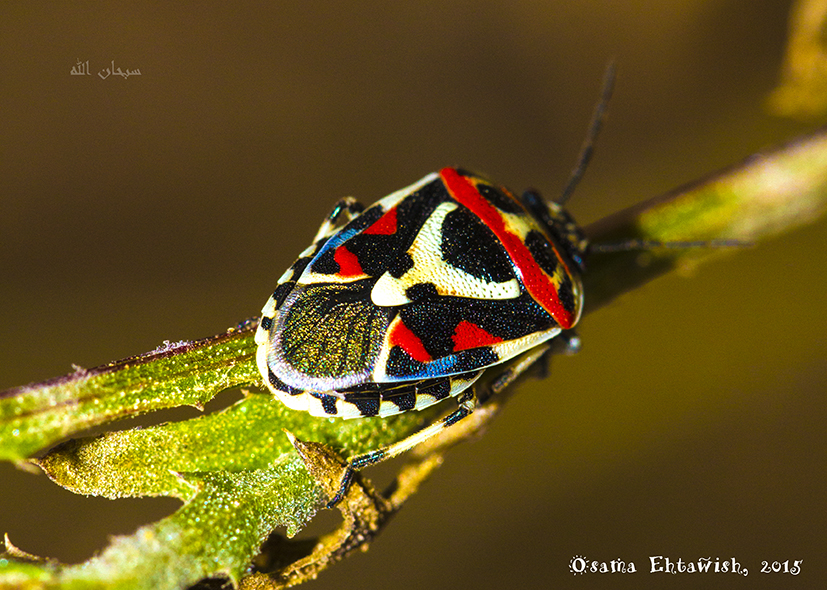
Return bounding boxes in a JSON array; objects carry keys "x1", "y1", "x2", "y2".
[
  {"x1": 322, "y1": 388, "x2": 478, "y2": 507},
  {"x1": 312, "y1": 197, "x2": 365, "y2": 243},
  {"x1": 324, "y1": 343, "x2": 561, "y2": 507}
]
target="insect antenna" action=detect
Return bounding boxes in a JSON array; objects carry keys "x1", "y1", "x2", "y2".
[
  {"x1": 557, "y1": 61, "x2": 616, "y2": 206},
  {"x1": 555, "y1": 63, "x2": 752, "y2": 254},
  {"x1": 589, "y1": 239, "x2": 751, "y2": 253}
]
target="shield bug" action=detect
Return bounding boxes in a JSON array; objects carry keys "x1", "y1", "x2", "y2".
[
  {"x1": 255, "y1": 165, "x2": 588, "y2": 503},
  {"x1": 254, "y1": 66, "x2": 740, "y2": 504}
]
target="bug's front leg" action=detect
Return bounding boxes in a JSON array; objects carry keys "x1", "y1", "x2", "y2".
[
  {"x1": 525, "y1": 330, "x2": 581, "y2": 383},
  {"x1": 312, "y1": 197, "x2": 365, "y2": 243}
]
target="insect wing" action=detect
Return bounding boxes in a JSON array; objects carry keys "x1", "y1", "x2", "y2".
[{"x1": 261, "y1": 173, "x2": 445, "y2": 391}]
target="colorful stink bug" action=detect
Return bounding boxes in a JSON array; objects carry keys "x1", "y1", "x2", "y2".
[
  {"x1": 254, "y1": 67, "x2": 745, "y2": 505},
  {"x1": 255, "y1": 166, "x2": 588, "y2": 489},
  {"x1": 256, "y1": 68, "x2": 617, "y2": 502}
]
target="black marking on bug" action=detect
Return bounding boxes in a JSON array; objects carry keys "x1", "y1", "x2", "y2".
[
  {"x1": 272, "y1": 283, "x2": 295, "y2": 310},
  {"x1": 308, "y1": 248, "x2": 339, "y2": 275},
  {"x1": 524, "y1": 230, "x2": 563, "y2": 278},
  {"x1": 290, "y1": 257, "x2": 313, "y2": 280},
  {"x1": 385, "y1": 389, "x2": 417, "y2": 412},
  {"x1": 268, "y1": 368, "x2": 304, "y2": 396},
  {"x1": 342, "y1": 179, "x2": 450, "y2": 278},
  {"x1": 405, "y1": 282, "x2": 438, "y2": 302},
  {"x1": 350, "y1": 203, "x2": 385, "y2": 229},
  {"x1": 398, "y1": 294, "x2": 553, "y2": 358},
  {"x1": 309, "y1": 207, "x2": 389, "y2": 276},
  {"x1": 388, "y1": 252, "x2": 414, "y2": 278},
  {"x1": 405, "y1": 379, "x2": 453, "y2": 406},
  {"x1": 424, "y1": 379, "x2": 452, "y2": 401},
  {"x1": 452, "y1": 347, "x2": 499, "y2": 372},
  {"x1": 521, "y1": 190, "x2": 587, "y2": 272},
  {"x1": 338, "y1": 378, "x2": 458, "y2": 415},
  {"x1": 441, "y1": 206, "x2": 515, "y2": 283},
  {"x1": 476, "y1": 182, "x2": 524, "y2": 215},
  {"x1": 386, "y1": 346, "x2": 428, "y2": 378},
  {"x1": 554, "y1": 276, "x2": 576, "y2": 316},
  {"x1": 386, "y1": 339, "x2": 498, "y2": 378},
  {"x1": 341, "y1": 237, "x2": 396, "y2": 276},
  {"x1": 342, "y1": 391, "x2": 381, "y2": 417},
  {"x1": 311, "y1": 391, "x2": 339, "y2": 415},
  {"x1": 260, "y1": 316, "x2": 273, "y2": 331}
]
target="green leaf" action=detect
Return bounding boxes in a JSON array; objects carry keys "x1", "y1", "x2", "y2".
[
  {"x1": 0, "y1": 326, "x2": 261, "y2": 463},
  {"x1": 34, "y1": 391, "x2": 427, "y2": 501}
]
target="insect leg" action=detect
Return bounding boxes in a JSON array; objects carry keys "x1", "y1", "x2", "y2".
[
  {"x1": 325, "y1": 389, "x2": 478, "y2": 507},
  {"x1": 312, "y1": 197, "x2": 365, "y2": 243},
  {"x1": 327, "y1": 342, "x2": 564, "y2": 507},
  {"x1": 522, "y1": 330, "x2": 581, "y2": 384}
]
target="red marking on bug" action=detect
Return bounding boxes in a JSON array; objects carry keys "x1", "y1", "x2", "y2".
[
  {"x1": 389, "y1": 318, "x2": 432, "y2": 363},
  {"x1": 451, "y1": 320, "x2": 503, "y2": 351},
  {"x1": 334, "y1": 245, "x2": 364, "y2": 277},
  {"x1": 439, "y1": 168, "x2": 575, "y2": 329},
  {"x1": 362, "y1": 206, "x2": 398, "y2": 235}
]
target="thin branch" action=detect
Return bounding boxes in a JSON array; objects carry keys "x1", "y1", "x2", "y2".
[{"x1": 2, "y1": 126, "x2": 827, "y2": 590}]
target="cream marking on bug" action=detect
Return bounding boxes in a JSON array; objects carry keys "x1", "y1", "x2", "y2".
[
  {"x1": 257, "y1": 302, "x2": 278, "y2": 335},
  {"x1": 277, "y1": 267, "x2": 294, "y2": 285},
  {"x1": 298, "y1": 244, "x2": 317, "y2": 258},
  {"x1": 371, "y1": 202, "x2": 521, "y2": 307},
  {"x1": 486, "y1": 325, "x2": 562, "y2": 365}
]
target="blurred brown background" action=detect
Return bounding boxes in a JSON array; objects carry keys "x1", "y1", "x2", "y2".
[{"x1": 1, "y1": 1, "x2": 825, "y2": 588}]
